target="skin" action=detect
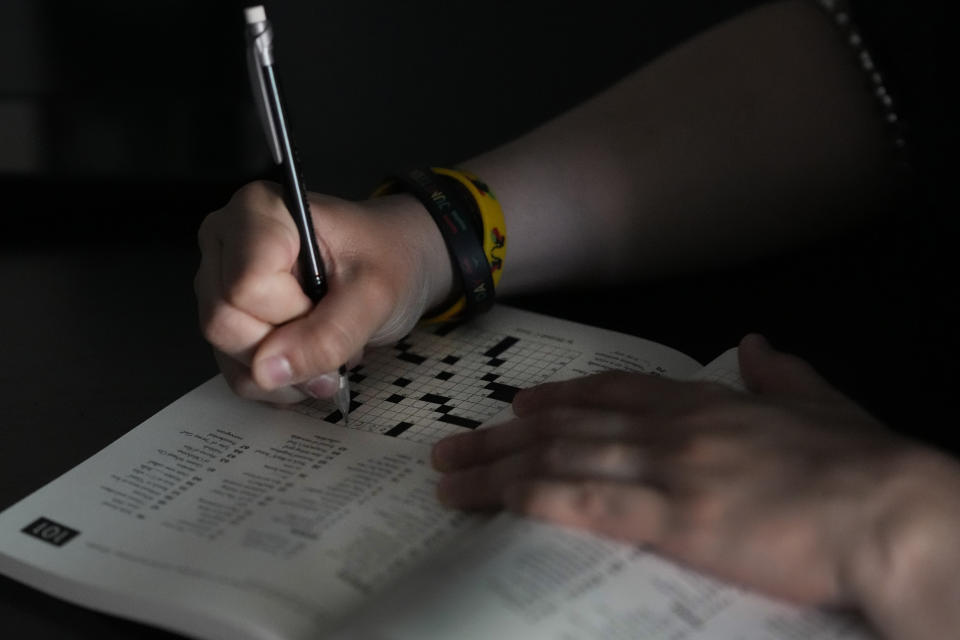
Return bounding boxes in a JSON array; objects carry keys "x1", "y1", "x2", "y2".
[
  {"x1": 194, "y1": 2, "x2": 958, "y2": 637},
  {"x1": 195, "y1": 1, "x2": 895, "y2": 402},
  {"x1": 431, "y1": 335, "x2": 960, "y2": 640},
  {"x1": 195, "y1": 186, "x2": 450, "y2": 402}
]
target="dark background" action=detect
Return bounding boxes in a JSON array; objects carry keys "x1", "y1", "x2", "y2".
[
  {"x1": 0, "y1": 1, "x2": 953, "y2": 638},
  {"x1": 0, "y1": 0, "x2": 765, "y2": 235}
]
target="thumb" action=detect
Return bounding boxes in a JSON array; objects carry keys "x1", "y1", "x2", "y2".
[
  {"x1": 738, "y1": 334, "x2": 844, "y2": 401},
  {"x1": 250, "y1": 277, "x2": 396, "y2": 390}
]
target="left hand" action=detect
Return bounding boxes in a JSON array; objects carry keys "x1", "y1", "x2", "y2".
[{"x1": 430, "y1": 334, "x2": 954, "y2": 613}]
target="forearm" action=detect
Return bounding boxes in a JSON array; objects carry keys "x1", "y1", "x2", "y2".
[{"x1": 462, "y1": 0, "x2": 897, "y2": 295}]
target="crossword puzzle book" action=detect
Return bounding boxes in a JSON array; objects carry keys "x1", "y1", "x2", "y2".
[{"x1": 0, "y1": 305, "x2": 875, "y2": 640}]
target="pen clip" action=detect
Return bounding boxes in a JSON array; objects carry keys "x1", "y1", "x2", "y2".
[{"x1": 245, "y1": 17, "x2": 282, "y2": 164}]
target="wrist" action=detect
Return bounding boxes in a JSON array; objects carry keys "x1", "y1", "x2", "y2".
[
  {"x1": 363, "y1": 192, "x2": 455, "y2": 316},
  {"x1": 371, "y1": 168, "x2": 505, "y2": 322},
  {"x1": 844, "y1": 448, "x2": 960, "y2": 639}
]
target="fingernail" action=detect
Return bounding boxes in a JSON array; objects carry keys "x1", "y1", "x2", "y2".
[
  {"x1": 259, "y1": 355, "x2": 293, "y2": 388},
  {"x1": 304, "y1": 373, "x2": 339, "y2": 399}
]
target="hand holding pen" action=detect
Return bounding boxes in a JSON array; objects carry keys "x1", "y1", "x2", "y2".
[
  {"x1": 193, "y1": 8, "x2": 456, "y2": 413},
  {"x1": 243, "y1": 5, "x2": 351, "y2": 422}
]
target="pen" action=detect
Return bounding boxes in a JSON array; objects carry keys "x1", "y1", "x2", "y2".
[{"x1": 244, "y1": 4, "x2": 351, "y2": 425}]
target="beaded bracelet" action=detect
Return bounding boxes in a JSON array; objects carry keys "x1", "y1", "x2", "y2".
[
  {"x1": 372, "y1": 168, "x2": 500, "y2": 322},
  {"x1": 812, "y1": 0, "x2": 907, "y2": 159}
]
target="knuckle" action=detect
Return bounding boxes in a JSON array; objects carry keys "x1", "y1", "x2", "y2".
[
  {"x1": 223, "y1": 271, "x2": 267, "y2": 311},
  {"x1": 530, "y1": 406, "x2": 583, "y2": 434},
  {"x1": 197, "y1": 208, "x2": 228, "y2": 252},
  {"x1": 197, "y1": 212, "x2": 214, "y2": 245},
  {"x1": 536, "y1": 440, "x2": 570, "y2": 474},
  {"x1": 572, "y1": 482, "x2": 613, "y2": 520},
  {"x1": 677, "y1": 493, "x2": 728, "y2": 539},
  {"x1": 670, "y1": 434, "x2": 729, "y2": 467},
  {"x1": 596, "y1": 442, "x2": 633, "y2": 469},
  {"x1": 234, "y1": 179, "x2": 277, "y2": 208},
  {"x1": 230, "y1": 180, "x2": 289, "y2": 224},
  {"x1": 528, "y1": 410, "x2": 561, "y2": 436},
  {"x1": 504, "y1": 482, "x2": 540, "y2": 514},
  {"x1": 199, "y1": 304, "x2": 242, "y2": 349}
]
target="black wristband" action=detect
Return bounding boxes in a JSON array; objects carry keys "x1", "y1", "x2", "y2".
[{"x1": 387, "y1": 168, "x2": 495, "y2": 317}]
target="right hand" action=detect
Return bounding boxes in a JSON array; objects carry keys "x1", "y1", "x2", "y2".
[{"x1": 194, "y1": 180, "x2": 452, "y2": 404}]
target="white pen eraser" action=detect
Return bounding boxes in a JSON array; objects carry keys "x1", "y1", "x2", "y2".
[{"x1": 244, "y1": 5, "x2": 267, "y2": 24}]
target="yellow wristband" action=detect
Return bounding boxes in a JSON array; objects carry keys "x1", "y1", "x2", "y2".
[
  {"x1": 371, "y1": 167, "x2": 506, "y2": 324},
  {"x1": 421, "y1": 167, "x2": 506, "y2": 323}
]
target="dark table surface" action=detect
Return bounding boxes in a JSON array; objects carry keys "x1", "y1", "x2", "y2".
[{"x1": 0, "y1": 244, "x2": 216, "y2": 639}]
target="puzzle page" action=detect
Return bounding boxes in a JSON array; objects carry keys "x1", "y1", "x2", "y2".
[
  {"x1": 291, "y1": 305, "x2": 705, "y2": 445},
  {"x1": 0, "y1": 305, "x2": 706, "y2": 640}
]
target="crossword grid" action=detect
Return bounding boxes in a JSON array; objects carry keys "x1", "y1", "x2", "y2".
[{"x1": 289, "y1": 323, "x2": 581, "y2": 444}]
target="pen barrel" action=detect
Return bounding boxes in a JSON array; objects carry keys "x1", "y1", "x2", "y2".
[{"x1": 262, "y1": 64, "x2": 328, "y2": 302}]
